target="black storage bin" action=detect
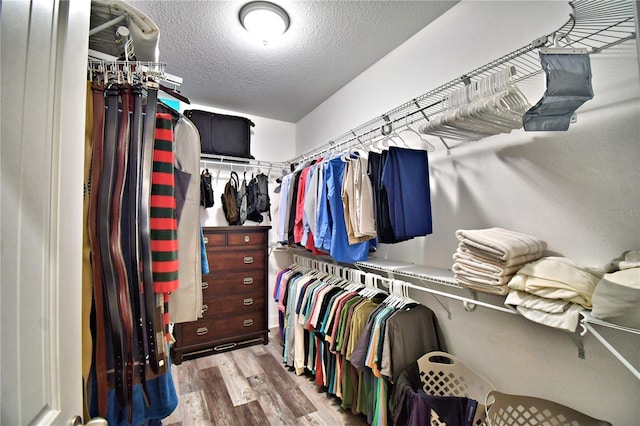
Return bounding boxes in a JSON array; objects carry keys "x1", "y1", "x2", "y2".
[{"x1": 184, "y1": 109, "x2": 255, "y2": 159}]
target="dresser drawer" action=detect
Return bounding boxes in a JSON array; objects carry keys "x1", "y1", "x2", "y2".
[
  {"x1": 172, "y1": 226, "x2": 270, "y2": 364},
  {"x1": 203, "y1": 270, "x2": 264, "y2": 297},
  {"x1": 207, "y1": 249, "x2": 264, "y2": 272},
  {"x1": 202, "y1": 233, "x2": 226, "y2": 247},
  {"x1": 179, "y1": 310, "x2": 266, "y2": 347},
  {"x1": 200, "y1": 292, "x2": 265, "y2": 318},
  {"x1": 227, "y1": 231, "x2": 266, "y2": 247}
]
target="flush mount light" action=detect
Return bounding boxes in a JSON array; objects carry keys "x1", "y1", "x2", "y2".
[{"x1": 239, "y1": 1, "x2": 290, "y2": 45}]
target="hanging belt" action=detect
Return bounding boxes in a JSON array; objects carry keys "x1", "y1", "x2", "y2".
[
  {"x1": 99, "y1": 83, "x2": 128, "y2": 412},
  {"x1": 128, "y1": 83, "x2": 151, "y2": 406},
  {"x1": 111, "y1": 85, "x2": 135, "y2": 421},
  {"x1": 140, "y1": 82, "x2": 160, "y2": 373},
  {"x1": 89, "y1": 83, "x2": 109, "y2": 417}
]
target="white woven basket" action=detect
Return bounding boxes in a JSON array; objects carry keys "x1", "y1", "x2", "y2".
[{"x1": 417, "y1": 351, "x2": 495, "y2": 426}]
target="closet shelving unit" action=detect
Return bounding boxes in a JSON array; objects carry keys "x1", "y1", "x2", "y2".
[
  {"x1": 200, "y1": 153, "x2": 288, "y2": 179},
  {"x1": 353, "y1": 258, "x2": 518, "y2": 317},
  {"x1": 278, "y1": 0, "x2": 639, "y2": 380},
  {"x1": 579, "y1": 312, "x2": 640, "y2": 380},
  {"x1": 288, "y1": 0, "x2": 637, "y2": 162}
]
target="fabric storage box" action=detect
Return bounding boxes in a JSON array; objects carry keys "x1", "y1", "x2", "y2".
[{"x1": 184, "y1": 109, "x2": 255, "y2": 159}]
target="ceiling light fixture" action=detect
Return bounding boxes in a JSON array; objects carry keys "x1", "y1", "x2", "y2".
[{"x1": 239, "y1": 1, "x2": 290, "y2": 45}]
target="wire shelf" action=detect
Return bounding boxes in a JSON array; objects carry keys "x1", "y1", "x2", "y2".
[{"x1": 289, "y1": 0, "x2": 637, "y2": 164}]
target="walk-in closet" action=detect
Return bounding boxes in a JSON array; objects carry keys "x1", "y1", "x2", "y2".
[{"x1": 2, "y1": 0, "x2": 639, "y2": 425}]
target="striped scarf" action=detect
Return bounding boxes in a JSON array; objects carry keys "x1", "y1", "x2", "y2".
[{"x1": 150, "y1": 112, "x2": 179, "y2": 341}]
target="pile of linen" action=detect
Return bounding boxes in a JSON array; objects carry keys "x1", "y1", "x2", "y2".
[
  {"x1": 505, "y1": 257, "x2": 604, "y2": 331},
  {"x1": 452, "y1": 227, "x2": 547, "y2": 295},
  {"x1": 591, "y1": 250, "x2": 640, "y2": 329}
]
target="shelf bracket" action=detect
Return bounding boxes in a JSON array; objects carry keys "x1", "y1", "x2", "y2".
[
  {"x1": 430, "y1": 294, "x2": 452, "y2": 320},
  {"x1": 580, "y1": 314, "x2": 640, "y2": 381},
  {"x1": 567, "y1": 331, "x2": 586, "y2": 360},
  {"x1": 463, "y1": 290, "x2": 478, "y2": 312}
]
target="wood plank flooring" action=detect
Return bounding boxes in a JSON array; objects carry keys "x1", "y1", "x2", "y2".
[{"x1": 164, "y1": 329, "x2": 368, "y2": 426}]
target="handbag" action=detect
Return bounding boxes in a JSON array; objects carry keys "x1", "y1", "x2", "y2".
[{"x1": 200, "y1": 169, "x2": 215, "y2": 208}]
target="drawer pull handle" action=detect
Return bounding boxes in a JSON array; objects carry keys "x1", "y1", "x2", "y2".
[
  {"x1": 203, "y1": 237, "x2": 209, "y2": 244},
  {"x1": 202, "y1": 282, "x2": 209, "y2": 290},
  {"x1": 244, "y1": 235, "x2": 250, "y2": 243},
  {"x1": 243, "y1": 256, "x2": 254, "y2": 264},
  {"x1": 243, "y1": 277, "x2": 254, "y2": 285},
  {"x1": 243, "y1": 319, "x2": 254, "y2": 327},
  {"x1": 196, "y1": 327, "x2": 208, "y2": 336},
  {"x1": 214, "y1": 342, "x2": 237, "y2": 352},
  {"x1": 202, "y1": 304, "x2": 208, "y2": 313},
  {"x1": 243, "y1": 298, "x2": 254, "y2": 306}
]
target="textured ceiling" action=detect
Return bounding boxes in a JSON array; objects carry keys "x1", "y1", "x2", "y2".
[{"x1": 128, "y1": 0, "x2": 458, "y2": 122}]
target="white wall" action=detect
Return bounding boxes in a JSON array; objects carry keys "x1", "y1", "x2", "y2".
[
  {"x1": 182, "y1": 103, "x2": 296, "y2": 329},
  {"x1": 294, "y1": 1, "x2": 640, "y2": 424}
]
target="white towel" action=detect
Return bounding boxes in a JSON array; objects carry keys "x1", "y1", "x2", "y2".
[
  {"x1": 453, "y1": 248, "x2": 527, "y2": 277},
  {"x1": 508, "y1": 256, "x2": 603, "y2": 309},
  {"x1": 454, "y1": 274, "x2": 510, "y2": 295},
  {"x1": 452, "y1": 264, "x2": 513, "y2": 286},
  {"x1": 455, "y1": 228, "x2": 547, "y2": 262}
]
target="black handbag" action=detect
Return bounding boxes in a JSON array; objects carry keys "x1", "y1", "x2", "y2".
[
  {"x1": 184, "y1": 109, "x2": 255, "y2": 159},
  {"x1": 200, "y1": 169, "x2": 215, "y2": 208}
]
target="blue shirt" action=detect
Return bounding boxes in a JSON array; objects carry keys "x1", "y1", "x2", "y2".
[
  {"x1": 315, "y1": 162, "x2": 332, "y2": 251},
  {"x1": 381, "y1": 147, "x2": 432, "y2": 240},
  {"x1": 325, "y1": 156, "x2": 371, "y2": 263},
  {"x1": 277, "y1": 174, "x2": 292, "y2": 242}
]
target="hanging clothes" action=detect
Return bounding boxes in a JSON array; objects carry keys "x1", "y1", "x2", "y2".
[
  {"x1": 322, "y1": 156, "x2": 373, "y2": 263},
  {"x1": 168, "y1": 111, "x2": 204, "y2": 324},
  {"x1": 277, "y1": 173, "x2": 293, "y2": 242},
  {"x1": 367, "y1": 150, "x2": 405, "y2": 244},
  {"x1": 274, "y1": 260, "x2": 447, "y2": 426},
  {"x1": 342, "y1": 155, "x2": 377, "y2": 244},
  {"x1": 380, "y1": 146, "x2": 433, "y2": 241},
  {"x1": 84, "y1": 81, "x2": 178, "y2": 425}
]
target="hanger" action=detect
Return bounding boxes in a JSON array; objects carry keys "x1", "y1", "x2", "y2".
[
  {"x1": 159, "y1": 84, "x2": 190, "y2": 104},
  {"x1": 419, "y1": 67, "x2": 529, "y2": 141},
  {"x1": 398, "y1": 117, "x2": 435, "y2": 152}
]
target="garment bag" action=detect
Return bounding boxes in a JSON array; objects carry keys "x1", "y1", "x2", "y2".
[{"x1": 523, "y1": 50, "x2": 594, "y2": 131}]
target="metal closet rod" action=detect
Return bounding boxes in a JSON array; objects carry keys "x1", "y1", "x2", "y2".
[
  {"x1": 200, "y1": 153, "x2": 288, "y2": 172},
  {"x1": 291, "y1": 252, "x2": 517, "y2": 316},
  {"x1": 287, "y1": 0, "x2": 637, "y2": 166}
]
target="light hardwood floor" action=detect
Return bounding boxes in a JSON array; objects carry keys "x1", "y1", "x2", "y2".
[{"x1": 164, "y1": 329, "x2": 369, "y2": 426}]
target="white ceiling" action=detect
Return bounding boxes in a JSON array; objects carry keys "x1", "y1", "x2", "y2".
[{"x1": 128, "y1": 0, "x2": 458, "y2": 122}]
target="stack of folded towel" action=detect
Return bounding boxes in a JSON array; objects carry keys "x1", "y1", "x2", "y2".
[
  {"x1": 452, "y1": 227, "x2": 547, "y2": 295},
  {"x1": 505, "y1": 256, "x2": 604, "y2": 332}
]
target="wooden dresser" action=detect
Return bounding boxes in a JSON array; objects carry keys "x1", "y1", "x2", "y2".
[{"x1": 171, "y1": 225, "x2": 271, "y2": 364}]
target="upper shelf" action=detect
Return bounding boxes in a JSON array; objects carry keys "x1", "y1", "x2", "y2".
[{"x1": 289, "y1": 0, "x2": 637, "y2": 163}]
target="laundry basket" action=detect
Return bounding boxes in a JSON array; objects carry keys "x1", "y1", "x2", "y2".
[
  {"x1": 417, "y1": 351, "x2": 495, "y2": 426},
  {"x1": 484, "y1": 390, "x2": 612, "y2": 426}
]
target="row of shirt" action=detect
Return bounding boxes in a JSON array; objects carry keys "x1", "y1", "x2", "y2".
[
  {"x1": 276, "y1": 147, "x2": 433, "y2": 263},
  {"x1": 273, "y1": 264, "x2": 446, "y2": 425}
]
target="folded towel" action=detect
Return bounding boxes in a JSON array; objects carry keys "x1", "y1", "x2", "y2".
[
  {"x1": 508, "y1": 256, "x2": 603, "y2": 309},
  {"x1": 453, "y1": 249, "x2": 527, "y2": 277},
  {"x1": 452, "y1": 264, "x2": 513, "y2": 286},
  {"x1": 455, "y1": 228, "x2": 547, "y2": 262},
  {"x1": 454, "y1": 274, "x2": 510, "y2": 295},
  {"x1": 457, "y1": 244, "x2": 545, "y2": 268}
]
